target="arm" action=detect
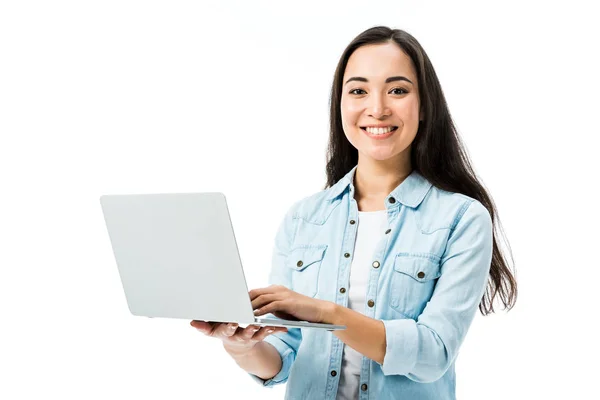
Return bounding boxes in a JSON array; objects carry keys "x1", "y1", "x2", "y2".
[
  {"x1": 380, "y1": 200, "x2": 493, "y2": 382},
  {"x1": 326, "y1": 200, "x2": 493, "y2": 382},
  {"x1": 225, "y1": 340, "x2": 283, "y2": 380},
  {"x1": 329, "y1": 305, "x2": 387, "y2": 364},
  {"x1": 247, "y1": 202, "x2": 303, "y2": 387}
]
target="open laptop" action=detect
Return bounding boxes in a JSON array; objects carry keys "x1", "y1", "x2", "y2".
[{"x1": 99, "y1": 192, "x2": 345, "y2": 331}]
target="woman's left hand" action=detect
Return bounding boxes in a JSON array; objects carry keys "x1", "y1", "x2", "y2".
[{"x1": 250, "y1": 285, "x2": 334, "y2": 323}]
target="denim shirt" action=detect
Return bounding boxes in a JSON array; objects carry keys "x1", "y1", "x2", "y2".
[{"x1": 250, "y1": 165, "x2": 493, "y2": 400}]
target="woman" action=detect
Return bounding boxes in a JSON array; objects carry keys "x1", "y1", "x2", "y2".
[{"x1": 191, "y1": 26, "x2": 517, "y2": 400}]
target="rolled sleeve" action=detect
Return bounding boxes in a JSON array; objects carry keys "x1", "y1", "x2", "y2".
[
  {"x1": 380, "y1": 199, "x2": 493, "y2": 382},
  {"x1": 248, "y1": 330, "x2": 299, "y2": 387},
  {"x1": 380, "y1": 318, "x2": 419, "y2": 375}
]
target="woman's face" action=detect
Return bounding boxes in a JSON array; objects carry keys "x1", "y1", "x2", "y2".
[{"x1": 340, "y1": 42, "x2": 422, "y2": 164}]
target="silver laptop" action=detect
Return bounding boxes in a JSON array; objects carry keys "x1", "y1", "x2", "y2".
[{"x1": 99, "y1": 192, "x2": 345, "y2": 331}]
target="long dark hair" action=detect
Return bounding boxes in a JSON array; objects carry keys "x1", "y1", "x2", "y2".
[{"x1": 325, "y1": 26, "x2": 517, "y2": 315}]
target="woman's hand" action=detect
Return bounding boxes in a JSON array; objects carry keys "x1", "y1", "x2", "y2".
[
  {"x1": 250, "y1": 285, "x2": 335, "y2": 323},
  {"x1": 190, "y1": 321, "x2": 288, "y2": 355}
]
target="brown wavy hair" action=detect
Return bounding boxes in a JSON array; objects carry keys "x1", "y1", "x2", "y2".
[{"x1": 325, "y1": 26, "x2": 517, "y2": 315}]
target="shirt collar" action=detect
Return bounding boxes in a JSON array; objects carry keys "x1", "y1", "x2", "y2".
[{"x1": 325, "y1": 165, "x2": 433, "y2": 209}]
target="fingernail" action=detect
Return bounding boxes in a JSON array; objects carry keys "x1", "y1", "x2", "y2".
[
  {"x1": 230, "y1": 325, "x2": 237, "y2": 330},
  {"x1": 267, "y1": 329, "x2": 274, "y2": 333}
]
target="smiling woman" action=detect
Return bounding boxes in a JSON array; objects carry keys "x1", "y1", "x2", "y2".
[
  {"x1": 341, "y1": 43, "x2": 422, "y2": 160},
  {"x1": 193, "y1": 25, "x2": 517, "y2": 400}
]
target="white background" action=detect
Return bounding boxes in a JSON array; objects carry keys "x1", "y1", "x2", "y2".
[{"x1": 1, "y1": 1, "x2": 598, "y2": 399}]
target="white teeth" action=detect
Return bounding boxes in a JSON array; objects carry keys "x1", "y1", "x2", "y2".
[{"x1": 365, "y1": 126, "x2": 395, "y2": 135}]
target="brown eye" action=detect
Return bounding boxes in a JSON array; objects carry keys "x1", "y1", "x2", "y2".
[
  {"x1": 390, "y1": 88, "x2": 408, "y2": 95},
  {"x1": 349, "y1": 88, "x2": 366, "y2": 95}
]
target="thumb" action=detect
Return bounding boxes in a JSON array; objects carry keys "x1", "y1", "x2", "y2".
[{"x1": 191, "y1": 320, "x2": 211, "y2": 333}]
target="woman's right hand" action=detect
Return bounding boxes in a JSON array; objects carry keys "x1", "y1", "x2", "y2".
[{"x1": 190, "y1": 320, "x2": 288, "y2": 355}]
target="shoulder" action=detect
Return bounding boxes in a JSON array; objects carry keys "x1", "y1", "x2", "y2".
[
  {"x1": 284, "y1": 188, "x2": 337, "y2": 225},
  {"x1": 417, "y1": 185, "x2": 491, "y2": 233}
]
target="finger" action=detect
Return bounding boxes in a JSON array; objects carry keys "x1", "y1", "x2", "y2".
[
  {"x1": 239, "y1": 325, "x2": 261, "y2": 340},
  {"x1": 226, "y1": 325, "x2": 258, "y2": 343},
  {"x1": 253, "y1": 326, "x2": 288, "y2": 341},
  {"x1": 248, "y1": 287, "x2": 273, "y2": 301},
  {"x1": 217, "y1": 323, "x2": 239, "y2": 338},
  {"x1": 254, "y1": 300, "x2": 285, "y2": 317},
  {"x1": 252, "y1": 327, "x2": 273, "y2": 341},
  {"x1": 248, "y1": 289, "x2": 258, "y2": 301},
  {"x1": 191, "y1": 320, "x2": 217, "y2": 334},
  {"x1": 249, "y1": 285, "x2": 284, "y2": 301},
  {"x1": 190, "y1": 320, "x2": 208, "y2": 330},
  {"x1": 251, "y1": 293, "x2": 278, "y2": 311}
]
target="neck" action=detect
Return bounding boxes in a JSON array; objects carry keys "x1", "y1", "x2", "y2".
[{"x1": 353, "y1": 154, "x2": 412, "y2": 201}]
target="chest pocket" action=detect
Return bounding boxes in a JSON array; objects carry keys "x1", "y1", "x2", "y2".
[
  {"x1": 286, "y1": 245, "x2": 327, "y2": 298},
  {"x1": 389, "y1": 253, "x2": 442, "y2": 320}
]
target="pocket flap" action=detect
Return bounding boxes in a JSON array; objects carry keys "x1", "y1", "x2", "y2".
[
  {"x1": 393, "y1": 253, "x2": 441, "y2": 282},
  {"x1": 287, "y1": 245, "x2": 327, "y2": 272}
]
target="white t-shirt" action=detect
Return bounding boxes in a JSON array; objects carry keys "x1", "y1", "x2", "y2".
[{"x1": 336, "y1": 210, "x2": 388, "y2": 400}]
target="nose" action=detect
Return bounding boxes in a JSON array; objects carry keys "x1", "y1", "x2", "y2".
[{"x1": 367, "y1": 93, "x2": 391, "y2": 119}]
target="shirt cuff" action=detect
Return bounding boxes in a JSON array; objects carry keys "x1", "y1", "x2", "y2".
[
  {"x1": 380, "y1": 318, "x2": 419, "y2": 376},
  {"x1": 248, "y1": 333, "x2": 295, "y2": 387}
]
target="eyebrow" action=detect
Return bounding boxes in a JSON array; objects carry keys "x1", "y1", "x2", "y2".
[{"x1": 344, "y1": 76, "x2": 414, "y2": 85}]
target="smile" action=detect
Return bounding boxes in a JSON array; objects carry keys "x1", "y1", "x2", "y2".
[
  {"x1": 361, "y1": 126, "x2": 398, "y2": 135},
  {"x1": 360, "y1": 126, "x2": 398, "y2": 139}
]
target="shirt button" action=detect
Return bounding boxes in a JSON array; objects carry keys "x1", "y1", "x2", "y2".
[
  {"x1": 388, "y1": 197, "x2": 396, "y2": 204},
  {"x1": 340, "y1": 288, "x2": 346, "y2": 294},
  {"x1": 385, "y1": 228, "x2": 391, "y2": 234},
  {"x1": 417, "y1": 271, "x2": 425, "y2": 279},
  {"x1": 296, "y1": 260, "x2": 303, "y2": 267},
  {"x1": 361, "y1": 384, "x2": 368, "y2": 391},
  {"x1": 349, "y1": 219, "x2": 356, "y2": 225},
  {"x1": 344, "y1": 253, "x2": 351, "y2": 258},
  {"x1": 368, "y1": 300, "x2": 374, "y2": 307},
  {"x1": 331, "y1": 370, "x2": 337, "y2": 377},
  {"x1": 372, "y1": 261, "x2": 380, "y2": 269}
]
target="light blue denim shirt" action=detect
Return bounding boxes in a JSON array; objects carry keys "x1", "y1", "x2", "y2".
[{"x1": 250, "y1": 165, "x2": 493, "y2": 400}]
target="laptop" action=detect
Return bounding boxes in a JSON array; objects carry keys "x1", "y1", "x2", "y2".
[{"x1": 99, "y1": 192, "x2": 345, "y2": 331}]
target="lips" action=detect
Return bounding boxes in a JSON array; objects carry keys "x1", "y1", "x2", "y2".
[
  {"x1": 360, "y1": 125, "x2": 398, "y2": 134},
  {"x1": 360, "y1": 126, "x2": 398, "y2": 140}
]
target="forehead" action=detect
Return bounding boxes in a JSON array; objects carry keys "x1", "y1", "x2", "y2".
[{"x1": 343, "y1": 42, "x2": 417, "y2": 83}]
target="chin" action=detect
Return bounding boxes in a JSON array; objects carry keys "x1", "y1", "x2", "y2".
[{"x1": 363, "y1": 151, "x2": 399, "y2": 162}]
